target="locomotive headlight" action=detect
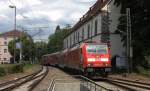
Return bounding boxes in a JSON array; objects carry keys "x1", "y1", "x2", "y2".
[
  {"x1": 87, "y1": 58, "x2": 96, "y2": 62},
  {"x1": 101, "y1": 58, "x2": 109, "y2": 62}
]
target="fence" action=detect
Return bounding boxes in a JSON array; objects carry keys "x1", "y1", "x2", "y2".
[{"x1": 47, "y1": 75, "x2": 112, "y2": 91}]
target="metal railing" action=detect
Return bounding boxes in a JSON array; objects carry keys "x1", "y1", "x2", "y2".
[
  {"x1": 79, "y1": 76, "x2": 112, "y2": 91},
  {"x1": 47, "y1": 75, "x2": 112, "y2": 91}
]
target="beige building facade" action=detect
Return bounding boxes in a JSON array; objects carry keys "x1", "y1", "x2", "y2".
[
  {"x1": 0, "y1": 37, "x2": 13, "y2": 64},
  {"x1": 0, "y1": 30, "x2": 22, "y2": 64}
]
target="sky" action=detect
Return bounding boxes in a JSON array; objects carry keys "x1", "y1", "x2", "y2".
[{"x1": 0, "y1": 0, "x2": 97, "y2": 41}]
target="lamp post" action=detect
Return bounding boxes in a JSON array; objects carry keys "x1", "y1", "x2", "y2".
[
  {"x1": 126, "y1": 8, "x2": 132, "y2": 73},
  {"x1": 9, "y1": 5, "x2": 16, "y2": 63}
]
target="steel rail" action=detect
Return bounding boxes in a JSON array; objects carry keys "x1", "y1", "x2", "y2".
[
  {"x1": 109, "y1": 77, "x2": 150, "y2": 86},
  {"x1": 0, "y1": 66, "x2": 42, "y2": 88},
  {"x1": 28, "y1": 67, "x2": 49, "y2": 91},
  {"x1": 106, "y1": 77, "x2": 150, "y2": 91},
  {"x1": 0, "y1": 66, "x2": 45, "y2": 91}
]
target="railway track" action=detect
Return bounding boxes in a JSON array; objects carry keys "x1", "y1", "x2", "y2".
[
  {"x1": 0, "y1": 66, "x2": 48, "y2": 91},
  {"x1": 105, "y1": 77, "x2": 150, "y2": 91}
]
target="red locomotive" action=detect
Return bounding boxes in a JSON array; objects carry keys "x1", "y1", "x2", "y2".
[{"x1": 42, "y1": 42, "x2": 111, "y2": 76}]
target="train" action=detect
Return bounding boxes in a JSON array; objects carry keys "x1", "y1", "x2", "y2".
[{"x1": 42, "y1": 42, "x2": 111, "y2": 76}]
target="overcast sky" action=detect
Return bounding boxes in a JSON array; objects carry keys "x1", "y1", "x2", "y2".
[{"x1": 0, "y1": 0, "x2": 96, "y2": 40}]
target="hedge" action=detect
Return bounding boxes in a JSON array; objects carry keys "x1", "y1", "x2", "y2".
[{"x1": 0, "y1": 64, "x2": 24, "y2": 77}]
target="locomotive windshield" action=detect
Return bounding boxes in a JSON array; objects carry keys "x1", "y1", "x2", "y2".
[{"x1": 86, "y1": 44, "x2": 107, "y2": 54}]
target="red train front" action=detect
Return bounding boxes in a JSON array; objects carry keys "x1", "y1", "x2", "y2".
[
  {"x1": 42, "y1": 42, "x2": 111, "y2": 77},
  {"x1": 80, "y1": 43, "x2": 111, "y2": 76}
]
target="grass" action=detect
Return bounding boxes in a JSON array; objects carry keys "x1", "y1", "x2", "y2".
[
  {"x1": 137, "y1": 66, "x2": 150, "y2": 77},
  {"x1": 140, "y1": 69, "x2": 150, "y2": 77},
  {"x1": 23, "y1": 63, "x2": 41, "y2": 73},
  {"x1": 0, "y1": 63, "x2": 39, "y2": 69},
  {"x1": 23, "y1": 64, "x2": 34, "y2": 70},
  {"x1": 0, "y1": 64, "x2": 18, "y2": 68},
  {"x1": 0, "y1": 63, "x2": 41, "y2": 77}
]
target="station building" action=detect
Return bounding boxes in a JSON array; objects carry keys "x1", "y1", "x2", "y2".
[
  {"x1": 0, "y1": 30, "x2": 22, "y2": 64},
  {"x1": 63, "y1": 0, "x2": 128, "y2": 68}
]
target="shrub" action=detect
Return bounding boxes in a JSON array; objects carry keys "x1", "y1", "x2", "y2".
[
  {"x1": 112, "y1": 67, "x2": 128, "y2": 74},
  {"x1": 0, "y1": 64, "x2": 26, "y2": 77},
  {"x1": 136, "y1": 66, "x2": 150, "y2": 77},
  {"x1": 0, "y1": 67, "x2": 6, "y2": 76},
  {"x1": 11, "y1": 64, "x2": 24, "y2": 73}
]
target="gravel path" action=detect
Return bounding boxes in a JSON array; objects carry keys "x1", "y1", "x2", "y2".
[{"x1": 32, "y1": 67, "x2": 71, "y2": 91}]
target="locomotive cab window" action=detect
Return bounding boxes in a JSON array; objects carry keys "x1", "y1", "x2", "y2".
[{"x1": 86, "y1": 45, "x2": 107, "y2": 54}]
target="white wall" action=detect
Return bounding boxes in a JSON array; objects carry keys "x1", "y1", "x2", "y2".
[
  {"x1": 63, "y1": 13, "x2": 103, "y2": 49},
  {"x1": 110, "y1": 35, "x2": 125, "y2": 57},
  {"x1": 108, "y1": 0, "x2": 128, "y2": 68},
  {"x1": 108, "y1": 0, "x2": 126, "y2": 58}
]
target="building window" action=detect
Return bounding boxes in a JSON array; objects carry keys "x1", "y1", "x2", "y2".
[
  {"x1": 70, "y1": 36, "x2": 72, "y2": 47},
  {"x1": 74, "y1": 33, "x2": 75, "y2": 44},
  {"x1": 4, "y1": 58, "x2": 6, "y2": 61},
  {"x1": 4, "y1": 49, "x2": 7, "y2": 53},
  {"x1": 4, "y1": 37, "x2": 7, "y2": 40},
  {"x1": 76, "y1": 32, "x2": 78, "y2": 43},
  {"x1": 95, "y1": 20, "x2": 98, "y2": 35},
  {"x1": 82, "y1": 28, "x2": 84, "y2": 40},
  {"x1": 88, "y1": 24, "x2": 90, "y2": 38},
  {"x1": 4, "y1": 41, "x2": 7, "y2": 45},
  {"x1": 78, "y1": 32, "x2": 80, "y2": 42},
  {"x1": 67, "y1": 39, "x2": 68, "y2": 48}
]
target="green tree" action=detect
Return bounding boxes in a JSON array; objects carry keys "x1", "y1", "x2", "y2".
[
  {"x1": 114, "y1": 0, "x2": 150, "y2": 69},
  {"x1": 47, "y1": 25, "x2": 70, "y2": 53},
  {"x1": 35, "y1": 41, "x2": 48, "y2": 60},
  {"x1": 8, "y1": 33, "x2": 35, "y2": 63},
  {"x1": 21, "y1": 34, "x2": 35, "y2": 62},
  {"x1": 8, "y1": 41, "x2": 20, "y2": 63},
  {"x1": 55, "y1": 25, "x2": 61, "y2": 33}
]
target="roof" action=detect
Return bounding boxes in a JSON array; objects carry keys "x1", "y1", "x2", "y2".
[
  {"x1": 0, "y1": 30, "x2": 23, "y2": 38},
  {"x1": 64, "y1": 0, "x2": 110, "y2": 39},
  {"x1": 72, "y1": 0, "x2": 109, "y2": 31}
]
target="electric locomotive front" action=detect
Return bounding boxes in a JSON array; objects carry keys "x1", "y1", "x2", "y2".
[{"x1": 81, "y1": 43, "x2": 111, "y2": 76}]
